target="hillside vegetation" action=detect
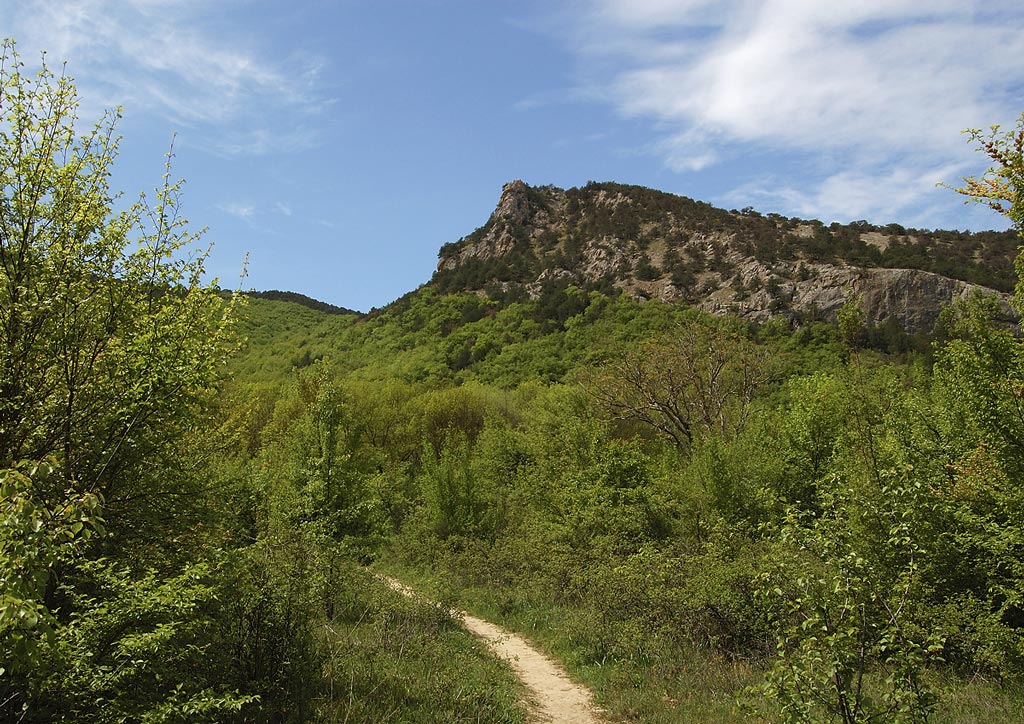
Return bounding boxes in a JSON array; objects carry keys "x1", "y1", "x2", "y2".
[{"x1": 4, "y1": 39, "x2": 1024, "y2": 724}]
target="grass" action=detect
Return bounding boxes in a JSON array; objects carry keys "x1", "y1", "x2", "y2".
[
  {"x1": 312, "y1": 567, "x2": 527, "y2": 723},
  {"x1": 929, "y1": 673, "x2": 1024, "y2": 723},
  {"x1": 375, "y1": 557, "x2": 1024, "y2": 724},
  {"x1": 374, "y1": 558, "x2": 759, "y2": 723}
]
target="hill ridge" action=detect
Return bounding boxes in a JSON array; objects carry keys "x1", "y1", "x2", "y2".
[{"x1": 431, "y1": 180, "x2": 1018, "y2": 331}]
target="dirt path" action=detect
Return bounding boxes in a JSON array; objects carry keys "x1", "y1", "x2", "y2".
[{"x1": 379, "y1": 575, "x2": 603, "y2": 724}]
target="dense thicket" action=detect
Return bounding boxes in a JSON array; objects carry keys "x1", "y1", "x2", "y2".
[
  {"x1": 217, "y1": 277, "x2": 1024, "y2": 721},
  {"x1": 244, "y1": 289, "x2": 359, "y2": 316}
]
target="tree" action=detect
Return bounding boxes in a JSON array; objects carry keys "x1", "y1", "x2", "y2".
[
  {"x1": 953, "y1": 113, "x2": 1023, "y2": 306},
  {"x1": 0, "y1": 459, "x2": 102, "y2": 677},
  {"x1": 919, "y1": 116, "x2": 1024, "y2": 677},
  {"x1": 584, "y1": 320, "x2": 771, "y2": 450},
  {"x1": 0, "y1": 39, "x2": 236, "y2": 541},
  {"x1": 754, "y1": 473, "x2": 941, "y2": 724},
  {"x1": 0, "y1": 40, "x2": 246, "y2": 720},
  {"x1": 836, "y1": 297, "x2": 867, "y2": 352},
  {"x1": 750, "y1": 112, "x2": 1024, "y2": 722},
  {"x1": 954, "y1": 113, "x2": 1024, "y2": 236}
]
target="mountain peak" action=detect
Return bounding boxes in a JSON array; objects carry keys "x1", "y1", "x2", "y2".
[{"x1": 493, "y1": 179, "x2": 534, "y2": 226}]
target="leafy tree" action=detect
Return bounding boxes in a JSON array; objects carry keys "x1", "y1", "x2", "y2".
[
  {"x1": 953, "y1": 113, "x2": 1024, "y2": 238},
  {"x1": 754, "y1": 473, "x2": 942, "y2": 723},
  {"x1": 0, "y1": 40, "x2": 245, "y2": 720},
  {"x1": 932, "y1": 112, "x2": 1024, "y2": 670},
  {"x1": 0, "y1": 459, "x2": 102, "y2": 676},
  {"x1": 0, "y1": 40, "x2": 235, "y2": 544},
  {"x1": 836, "y1": 297, "x2": 867, "y2": 351},
  {"x1": 748, "y1": 112, "x2": 1024, "y2": 722}
]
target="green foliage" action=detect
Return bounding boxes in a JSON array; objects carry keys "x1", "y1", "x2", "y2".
[
  {"x1": 552, "y1": 439, "x2": 669, "y2": 559},
  {"x1": 922, "y1": 298, "x2": 1024, "y2": 674},
  {"x1": 245, "y1": 289, "x2": 359, "y2": 315},
  {"x1": 583, "y1": 319, "x2": 772, "y2": 450},
  {"x1": 222, "y1": 107, "x2": 1024, "y2": 723},
  {"x1": 634, "y1": 253, "x2": 661, "y2": 280},
  {"x1": 0, "y1": 39, "x2": 236, "y2": 541},
  {"x1": 837, "y1": 297, "x2": 868, "y2": 351},
  {"x1": 0, "y1": 41, "x2": 277, "y2": 722},
  {"x1": 6, "y1": 36, "x2": 1024, "y2": 724},
  {"x1": 754, "y1": 474, "x2": 942, "y2": 723},
  {"x1": 954, "y1": 112, "x2": 1024, "y2": 237},
  {"x1": 775, "y1": 372, "x2": 847, "y2": 509},
  {"x1": 0, "y1": 459, "x2": 102, "y2": 676},
  {"x1": 420, "y1": 433, "x2": 487, "y2": 539},
  {"x1": 32, "y1": 560, "x2": 258, "y2": 723}
]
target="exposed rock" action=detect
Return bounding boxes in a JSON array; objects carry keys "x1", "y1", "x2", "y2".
[
  {"x1": 432, "y1": 181, "x2": 1018, "y2": 331},
  {"x1": 855, "y1": 267, "x2": 998, "y2": 331},
  {"x1": 493, "y1": 179, "x2": 533, "y2": 226},
  {"x1": 580, "y1": 238, "x2": 629, "y2": 280},
  {"x1": 710, "y1": 264, "x2": 1003, "y2": 329},
  {"x1": 526, "y1": 268, "x2": 575, "y2": 298}
]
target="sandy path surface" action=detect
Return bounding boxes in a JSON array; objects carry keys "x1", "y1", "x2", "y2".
[{"x1": 379, "y1": 575, "x2": 603, "y2": 724}]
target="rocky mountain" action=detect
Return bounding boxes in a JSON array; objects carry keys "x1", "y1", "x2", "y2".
[{"x1": 432, "y1": 180, "x2": 1019, "y2": 331}]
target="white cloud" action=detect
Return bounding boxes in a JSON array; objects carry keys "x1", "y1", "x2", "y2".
[
  {"x1": 555, "y1": 0, "x2": 1024, "y2": 225},
  {"x1": 197, "y1": 126, "x2": 322, "y2": 159},
  {"x1": 219, "y1": 201, "x2": 255, "y2": 220},
  {"x1": 727, "y1": 160, "x2": 967, "y2": 224},
  {"x1": 218, "y1": 199, "x2": 295, "y2": 221},
  {"x1": 3, "y1": 0, "x2": 329, "y2": 153}
]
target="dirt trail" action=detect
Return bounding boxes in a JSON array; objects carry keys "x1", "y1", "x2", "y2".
[{"x1": 379, "y1": 575, "x2": 603, "y2": 724}]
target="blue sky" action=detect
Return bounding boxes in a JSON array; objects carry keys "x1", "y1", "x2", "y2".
[{"x1": 5, "y1": 0, "x2": 1023, "y2": 311}]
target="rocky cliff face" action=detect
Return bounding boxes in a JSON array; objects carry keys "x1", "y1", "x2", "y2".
[
  {"x1": 695, "y1": 262, "x2": 995, "y2": 331},
  {"x1": 433, "y1": 180, "x2": 1017, "y2": 331}
]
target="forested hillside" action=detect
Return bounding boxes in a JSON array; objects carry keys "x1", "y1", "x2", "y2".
[{"x1": 4, "y1": 38, "x2": 1024, "y2": 724}]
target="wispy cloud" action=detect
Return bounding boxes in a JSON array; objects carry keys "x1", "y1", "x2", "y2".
[
  {"x1": 219, "y1": 201, "x2": 255, "y2": 220},
  {"x1": 218, "y1": 199, "x2": 296, "y2": 221},
  {"x1": 198, "y1": 126, "x2": 323, "y2": 159},
  {"x1": 551, "y1": 0, "x2": 1024, "y2": 225},
  {"x1": 4, "y1": 0, "x2": 330, "y2": 154},
  {"x1": 725, "y1": 161, "x2": 968, "y2": 227}
]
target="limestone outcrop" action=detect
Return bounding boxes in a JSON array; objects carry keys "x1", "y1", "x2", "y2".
[{"x1": 433, "y1": 181, "x2": 1017, "y2": 330}]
